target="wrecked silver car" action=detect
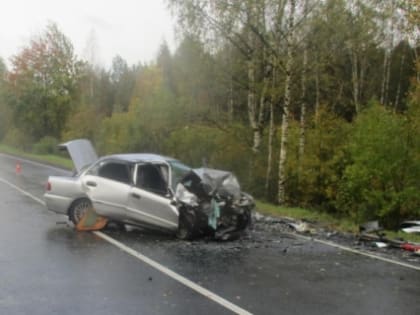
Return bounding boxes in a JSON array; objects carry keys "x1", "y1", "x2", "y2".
[{"x1": 44, "y1": 139, "x2": 254, "y2": 240}]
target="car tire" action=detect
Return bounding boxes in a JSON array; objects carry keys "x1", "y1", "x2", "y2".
[
  {"x1": 69, "y1": 198, "x2": 92, "y2": 225},
  {"x1": 176, "y1": 210, "x2": 195, "y2": 240}
]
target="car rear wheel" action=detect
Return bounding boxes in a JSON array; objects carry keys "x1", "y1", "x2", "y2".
[{"x1": 69, "y1": 198, "x2": 92, "y2": 225}]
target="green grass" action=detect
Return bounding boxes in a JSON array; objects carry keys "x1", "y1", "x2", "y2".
[
  {"x1": 255, "y1": 200, "x2": 358, "y2": 233},
  {"x1": 384, "y1": 231, "x2": 420, "y2": 244},
  {"x1": 0, "y1": 143, "x2": 73, "y2": 169},
  {"x1": 256, "y1": 200, "x2": 420, "y2": 243}
]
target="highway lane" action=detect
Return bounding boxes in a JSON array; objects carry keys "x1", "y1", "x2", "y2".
[
  {"x1": 1, "y1": 153, "x2": 419, "y2": 315},
  {"x1": 0, "y1": 155, "x2": 233, "y2": 315}
]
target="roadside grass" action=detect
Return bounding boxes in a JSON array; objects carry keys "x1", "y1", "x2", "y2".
[
  {"x1": 256, "y1": 201, "x2": 420, "y2": 243},
  {"x1": 0, "y1": 143, "x2": 72, "y2": 170},
  {"x1": 256, "y1": 200, "x2": 358, "y2": 233},
  {"x1": 384, "y1": 231, "x2": 420, "y2": 244}
]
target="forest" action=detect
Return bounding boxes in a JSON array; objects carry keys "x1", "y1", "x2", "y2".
[{"x1": 0, "y1": 0, "x2": 419, "y2": 228}]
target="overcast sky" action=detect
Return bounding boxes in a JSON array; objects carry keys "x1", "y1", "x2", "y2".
[{"x1": 0, "y1": 0, "x2": 176, "y2": 68}]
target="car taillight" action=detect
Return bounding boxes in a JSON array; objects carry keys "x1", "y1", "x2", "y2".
[{"x1": 46, "y1": 182, "x2": 51, "y2": 191}]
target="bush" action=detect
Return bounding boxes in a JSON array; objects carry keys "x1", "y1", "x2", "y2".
[
  {"x1": 32, "y1": 136, "x2": 60, "y2": 155},
  {"x1": 336, "y1": 104, "x2": 420, "y2": 228},
  {"x1": 284, "y1": 108, "x2": 350, "y2": 211},
  {"x1": 3, "y1": 128, "x2": 32, "y2": 151}
]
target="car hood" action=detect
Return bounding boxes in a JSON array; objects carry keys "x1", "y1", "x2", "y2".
[
  {"x1": 175, "y1": 167, "x2": 242, "y2": 203},
  {"x1": 59, "y1": 139, "x2": 98, "y2": 173}
]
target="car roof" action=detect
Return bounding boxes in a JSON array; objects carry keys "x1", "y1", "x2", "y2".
[{"x1": 104, "y1": 153, "x2": 177, "y2": 164}]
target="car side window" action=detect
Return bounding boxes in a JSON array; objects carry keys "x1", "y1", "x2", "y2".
[
  {"x1": 95, "y1": 162, "x2": 132, "y2": 184},
  {"x1": 136, "y1": 164, "x2": 168, "y2": 196}
]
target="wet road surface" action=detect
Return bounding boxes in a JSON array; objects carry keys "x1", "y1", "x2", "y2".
[{"x1": 1, "y1": 153, "x2": 419, "y2": 315}]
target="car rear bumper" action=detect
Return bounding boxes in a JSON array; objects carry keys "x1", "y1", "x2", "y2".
[{"x1": 44, "y1": 193, "x2": 73, "y2": 215}]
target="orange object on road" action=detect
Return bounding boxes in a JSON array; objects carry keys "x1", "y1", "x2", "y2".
[
  {"x1": 15, "y1": 162, "x2": 22, "y2": 174},
  {"x1": 75, "y1": 206, "x2": 108, "y2": 231}
]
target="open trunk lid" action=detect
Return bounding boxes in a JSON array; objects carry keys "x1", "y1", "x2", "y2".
[{"x1": 59, "y1": 139, "x2": 98, "y2": 173}]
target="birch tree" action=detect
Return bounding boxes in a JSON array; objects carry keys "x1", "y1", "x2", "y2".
[
  {"x1": 400, "y1": 0, "x2": 420, "y2": 82},
  {"x1": 168, "y1": 0, "x2": 288, "y2": 153},
  {"x1": 298, "y1": 0, "x2": 310, "y2": 164},
  {"x1": 380, "y1": 0, "x2": 396, "y2": 106},
  {"x1": 277, "y1": 0, "x2": 296, "y2": 204}
]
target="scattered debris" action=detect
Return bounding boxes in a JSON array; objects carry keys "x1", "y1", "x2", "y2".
[
  {"x1": 288, "y1": 222, "x2": 310, "y2": 233},
  {"x1": 97, "y1": 212, "x2": 420, "y2": 268},
  {"x1": 355, "y1": 220, "x2": 420, "y2": 264},
  {"x1": 374, "y1": 242, "x2": 388, "y2": 248},
  {"x1": 359, "y1": 220, "x2": 382, "y2": 234},
  {"x1": 400, "y1": 221, "x2": 420, "y2": 234},
  {"x1": 402, "y1": 226, "x2": 420, "y2": 233},
  {"x1": 400, "y1": 243, "x2": 420, "y2": 252},
  {"x1": 249, "y1": 215, "x2": 420, "y2": 266}
]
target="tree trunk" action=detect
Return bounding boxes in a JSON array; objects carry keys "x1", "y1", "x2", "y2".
[
  {"x1": 413, "y1": 49, "x2": 420, "y2": 83},
  {"x1": 278, "y1": 0, "x2": 295, "y2": 205},
  {"x1": 380, "y1": 51, "x2": 390, "y2": 105},
  {"x1": 247, "y1": 57, "x2": 261, "y2": 153},
  {"x1": 384, "y1": 50, "x2": 392, "y2": 107},
  {"x1": 228, "y1": 75, "x2": 234, "y2": 121},
  {"x1": 246, "y1": 3, "x2": 266, "y2": 153},
  {"x1": 228, "y1": 45, "x2": 234, "y2": 122},
  {"x1": 315, "y1": 57, "x2": 320, "y2": 123},
  {"x1": 265, "y1": 68, "x2": 276, "y2": 195},
  {"x1": 299, "y1": 49, "x2": 308, "y2": 163},
  {"x1": 384, "y1": 0, "x2": 395, "y2": 107},
  {"x1": 299, "y1": 0, "x2": 309, "y2": 166},
  {"x1": 414, "y1": 49, "x2": 420, "y2": 84},
  {"x1": 394, "y1": 48, "x2": 406, "y2": 111},
  {"x1": 351, "y1": 49, "x2": 360, "y2": 114}
]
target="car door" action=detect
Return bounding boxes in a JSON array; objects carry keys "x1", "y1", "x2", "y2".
[
  {"x1": 126, "y1": 163, "x2": 178, "y2": 231},
  {"x1": 83, "y1": 159, "x2": 133, "y2": 221}
]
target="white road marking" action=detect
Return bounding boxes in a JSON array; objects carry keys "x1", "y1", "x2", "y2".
[
  {"x1": 286, "y1": 232, "x2": 420, "y2": 272},
  {"x1": 93, "y1": 230, "x2": 253, "y2": 315},
  {"x1": 0, "y1": 177, "x2": 46, "y2": 206},
  {"x1": 0, "y1": 175, "x2": 253, "y2": 315}
]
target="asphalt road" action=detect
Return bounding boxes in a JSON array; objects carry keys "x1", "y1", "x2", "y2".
[{"x1": 0, "y1": 153, "x2": 419, "y2": 315}]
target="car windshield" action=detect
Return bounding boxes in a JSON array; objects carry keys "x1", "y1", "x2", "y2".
[{"x1": 169, "y1": 160, "x2": 192, "y2": 190}]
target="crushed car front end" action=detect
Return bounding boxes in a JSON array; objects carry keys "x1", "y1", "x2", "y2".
[{"x1": 174, "y1": 168, "x2": 254, "y2": 241}]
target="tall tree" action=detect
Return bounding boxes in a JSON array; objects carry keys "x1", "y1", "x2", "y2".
[
  {"x1": 0, "y1": 58, "x2": 12, "y2": 140},
  {"x1": 8, "y1": 23, "x2": 79, "y2": 140},
  {"x1": 400, "y1": 0, "x2": 420, "y2": 82},
  {"x1": 168, "y1": 0, "x2": 285, "y2": 152},
  {"x1": 109, "y1": 55, "x2": 136, "y2": 113},
  {"x1": 278, "y1": 0, "x2": 296, "y2": 204}
]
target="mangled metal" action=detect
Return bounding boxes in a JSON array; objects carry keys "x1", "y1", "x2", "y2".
[
  {"x1": 175, "y1": 168, "x2": 254, "y2": 240},
  {"x1": 358, "y1": 221, "x2": 420, "y2": 255}
]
